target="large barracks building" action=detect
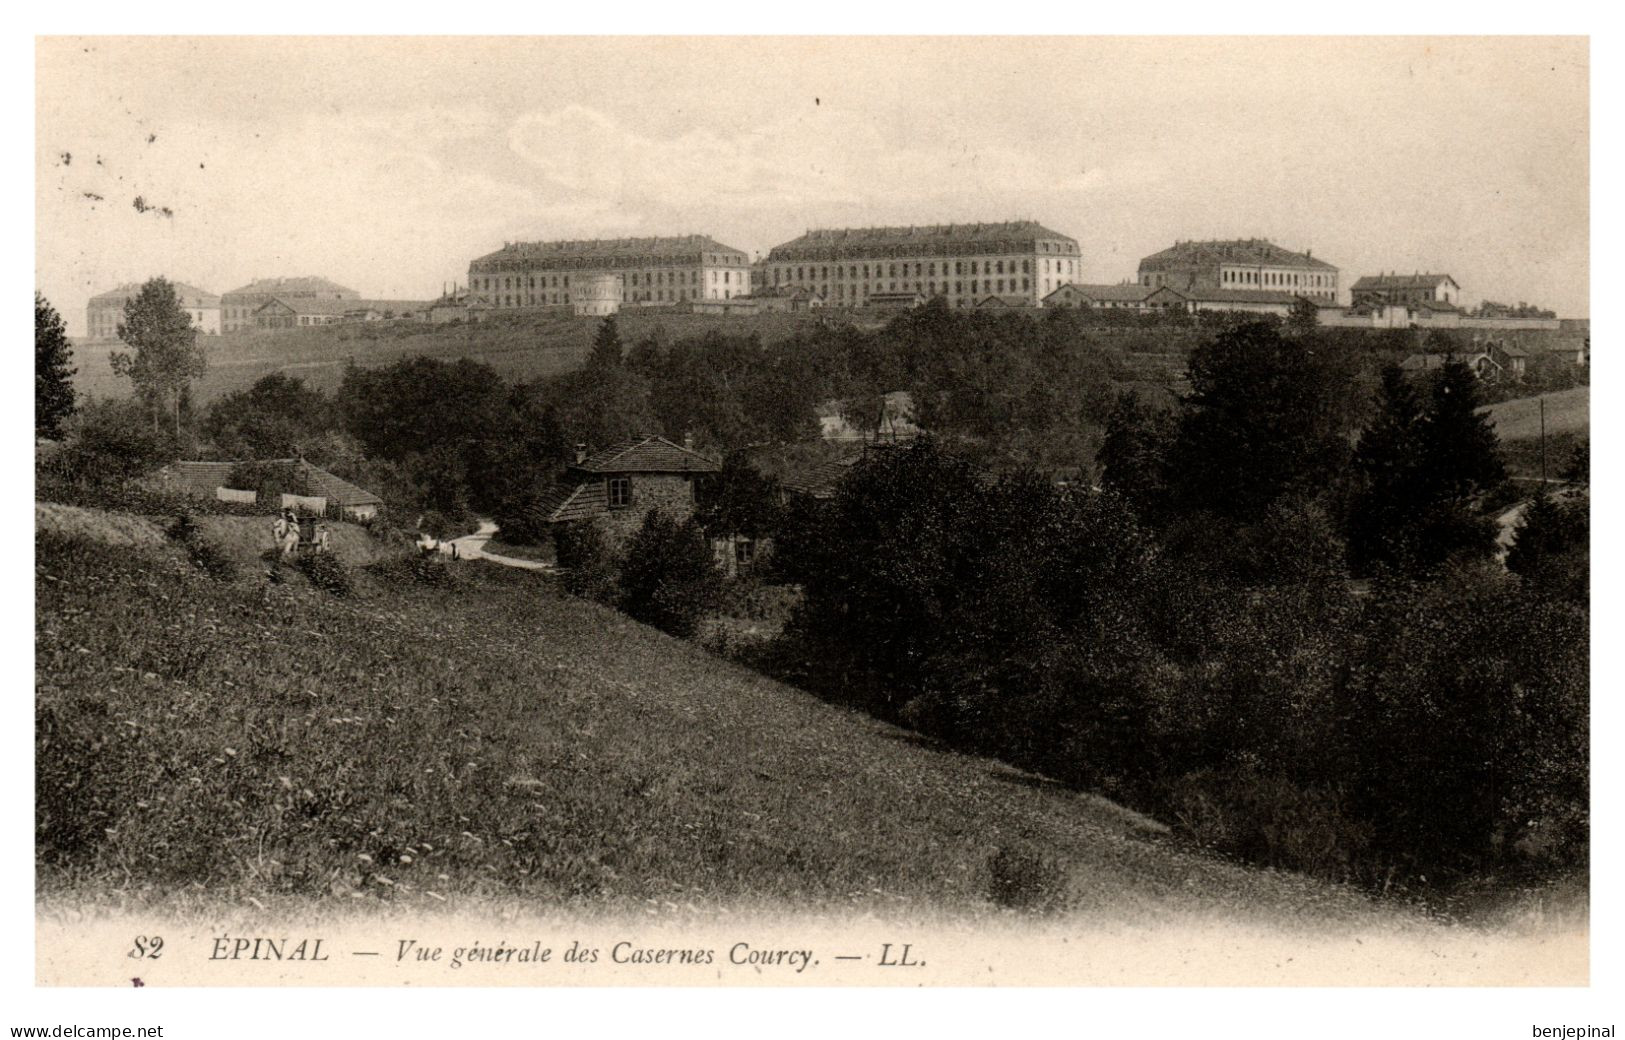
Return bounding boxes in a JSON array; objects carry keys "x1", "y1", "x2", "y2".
[
  {"x1": 755, "y1": 221, "x2": 1082, "y2": 308},
  {"x1": 467, "y1": 235, "x2": 753, "y2": 310}
]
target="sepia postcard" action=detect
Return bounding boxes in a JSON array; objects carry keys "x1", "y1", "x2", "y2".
[{"x1": 25, "y1": 28, "x2": 1599, "y2": 1035}]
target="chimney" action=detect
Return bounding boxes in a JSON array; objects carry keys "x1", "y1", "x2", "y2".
[
  {"x1": 683, "y1": 432, "x2": 694, "y2": 452},
  {"x1": 574, "y1": 443, "x2": 586, "y2": 465}
]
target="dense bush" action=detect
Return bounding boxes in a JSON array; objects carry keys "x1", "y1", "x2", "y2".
[
  {"x1": 618, "y1": 511, "x2": 723, "y2": 639},
  {"x1": 295, "y1": 551, "x2": 354, "y2": 597},
  {"x1": 555, "y1": 521, "x2": 619, "y2": 603},
  {"x1": 769, "y1": 420, "x2": 1588, "y2": 894}
]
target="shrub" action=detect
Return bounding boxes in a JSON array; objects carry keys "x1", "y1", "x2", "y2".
[
  {"x1": 295, "y1": 551, "x2": 353, "y2": 597},
  {"x1": 1166, "y1": 766, "x2": 1374, "y2": 883},
  {"x1": 618, "y1": 511, "x2": 723, "y2": 639},
  {"x1": 555, "y1": 521, "x2": 619, "y2": 604},
  {"x1": 985, "y1": 844, "x2": 1071, "y2": 913},
  {"x1": 165, "y1": 512, "x2": 238, "y2": 582}
]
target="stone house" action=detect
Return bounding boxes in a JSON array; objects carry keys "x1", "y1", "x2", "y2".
[{"x1": 534, "y1": 435, "x2": 721, "y2": 546}]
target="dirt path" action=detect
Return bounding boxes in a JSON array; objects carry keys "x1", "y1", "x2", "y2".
[{"x1": 443, "y1": 520, "x2": 555, "y2": 572}]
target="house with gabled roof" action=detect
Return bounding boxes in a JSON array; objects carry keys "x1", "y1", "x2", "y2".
[
  {"x1": 161, "y1": 458, "x2": 383, "y2": 520},
  {"x1": 533, "y1": 435, "x2": 722, "y2": 544},
  {"x1": 1351, "y1": 273, "x2": 1461, "y2": 308}
]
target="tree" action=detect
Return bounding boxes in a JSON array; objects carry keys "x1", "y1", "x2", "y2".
[
  {"x1": 1346, "y1": 365, "x2": 1427, "y2": 574},
  {"x1": 1346, "y1": 361, "x2": 1504, "y2": 576},
  {"x1": 35, "y1": 292, "x2": 76, "y2": 439},
  {"x1": 109, "y1": 278, "x2": 206, "y2": 434},
  {"x1": 588, "y1": 314, "x2": 623, "y2": 370},
  {"x1": 1097, "y1": 389, "x2": 1176, "y2": 521},
  {"x1": 1287, "y1": 296, "x2": 1320, "y2": 338},
  {"x1": 1420, "y1": 361, "x2": 1505, "y2": 502},
  {"x1": 1505, "y1": 491, "x2": 1588, "y2": 604},
  {"x1": 617, "y1": 510, "x2": 722, "y2": 638},
  {"x1": 203, "y1": 373, "x2": 335, "y2": 458},
  {"x1": 1169, "y1": 321, "x2": 1352, "y2": 521},
  {"x1": 695, "y1": 452, "x2": 785, "y2": 541}
]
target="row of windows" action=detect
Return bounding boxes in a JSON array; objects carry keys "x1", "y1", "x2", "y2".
[
  {"x1": 476, "y1": 269, "x2": 745, "y2": 293},
  {"x1": 1221, "y1": 269, "x2": 1334, "y2": 289},
  {"x1": 767, "y1": 257, "x2": 1062, "y2": 284},
  {"x1": 489, "y1": 287, "x2": 738, "y2": 308}
]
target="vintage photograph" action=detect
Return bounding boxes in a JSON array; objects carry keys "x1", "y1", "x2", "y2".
[{"x1": 31, "y1": 34, "x2": 1590, "y2": 1002}]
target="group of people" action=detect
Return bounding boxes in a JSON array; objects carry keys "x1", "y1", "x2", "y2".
[{"x1": 272, "y1": 507, "x2": 330, "y2": 559}]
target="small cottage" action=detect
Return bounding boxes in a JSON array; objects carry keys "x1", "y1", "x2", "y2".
[{"x1": 533, "y1": 435, "x2": 721, "y2": 545}]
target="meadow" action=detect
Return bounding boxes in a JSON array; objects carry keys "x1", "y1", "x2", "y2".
[
  {"x1": 36, "y1": 514, "x2": 1399, "y2": 928},
  {"x1": 70, "y1": 309, "x2": 836, "y2": 404}
]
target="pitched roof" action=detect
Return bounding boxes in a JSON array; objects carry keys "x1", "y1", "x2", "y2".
[
  {"x1": 1351, "y1": 273, "x2": 1459, "y2": 291},
  {"x1": 975, "y1": 294, "x2": 1032, "y2": 308},
  {"x1": 1399, "y1": 351, "x2": 1491, "y2": 371},
  {"x1": 1180, "y1": 288, "x2": 1303, "y2": 305},
  {"x1": 166, "y1": 460, "x2": 236, "y2": 496},
  {"x1": 574, "y1": 436, "x2": 721, "y2": 474},
  {"x1": 164, "y1": 459, "x2": 381, "y2": 507},
  {"x1": 89, "y1": 281, "x2": 220, "y2": 308},
  {"x1": 223, "y1": 276, "x2": 359, "y2": 298},
  {"x1": 1046, "y1": 283, "x2": 1155, "y2": 303},
  {"x1": 1138, "y1": 239, "x2": 1338, "y2": 273},
  {"x1": 298, "y1": 461, "x2": 383, "y2": 507},
  {"x1": 781, "y1": 455, "x2": 862, "y2": 499},
  {"x1": 471, "y1": 235, "x2": 747, "y2": 269},
  {"x1": 768, "y1": 221, "x2": 1078, "y2": 262},
  {"x1": 536, "y1": 481, "x2": 609, "y2": 523},
  {"x1": 255, "y1": 296, "x2": 357, "y2": 316}
]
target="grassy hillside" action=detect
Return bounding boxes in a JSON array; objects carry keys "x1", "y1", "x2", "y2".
[
  {"x1": 70, "y1": 309, "x2": 836, "y2": 404},
  {"x1": 37, "y1": 506, "x2": 1399, "y2": 927},
  {"x1": 1482, "y1": 386, "x2": 1589, "y2": 443}
]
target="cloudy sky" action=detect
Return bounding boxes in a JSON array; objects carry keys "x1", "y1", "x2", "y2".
[{"x1": 36, "y1": 36, "x2": 1588, "y2": 334}]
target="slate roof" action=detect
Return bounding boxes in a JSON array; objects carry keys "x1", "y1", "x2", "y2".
[
  {"x1": 1046, "y1": 283, "x2": 1155, "y2": 303},
  {"x1": 1180, "y1": 289, "x2": 1303, "y2": 305},
  {"x1": 975, "y1": 294, "x2": 1032, "y2": 308},
  {"x1": 574, "y1": 436, "x2": 721, "y2": 475},
  {"x1": 88, "y1": 281, "x2": 220, "y2": 308},
  {"x1": 1139, "y1": 239, "x2": 1338, "y2": 273},
  {"x1": 1351, "y1": 273, "x2": 1459, "y2": 291},
  {"x1": 255, "y1": 296, "x2": 358, "y2": 316},
  {"x1": 768, "y1": 221, "x2": 1078, "y2": 262},
  {"x1": 223, "y1": 276, "x2": 359, "y2": 298},
  {"x1": 471, "y1": 235, "x2": 747, "y2": 270}
]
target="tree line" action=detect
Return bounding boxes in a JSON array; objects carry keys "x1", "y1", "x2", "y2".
[{"x1": 756, "y1": 320, "x2": 1586, "y2": 896}]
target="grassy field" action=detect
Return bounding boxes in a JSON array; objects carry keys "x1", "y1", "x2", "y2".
[
  {"x1": 36, "y1": 503, "x2": 1408, "y2": 928},
  {"x1": 70, "y1": 309, "x2": 836, "y2": 404},
  {"x1": 1482, "y1": 386, "x2": 1590, "y2": 443}
]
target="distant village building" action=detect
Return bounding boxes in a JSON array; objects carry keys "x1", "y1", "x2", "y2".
[
  {"x1": 1177, "y1": 288, "x2": 1304, "y2": 317},
  {"x1": 86, "y1": 281, "x2": 220, "y2": 340},
  {"x1": 759, "y1": 221, "x2": 1082, "y2": 309},
  {"x1": 532, "y1": 436, "x2": 721, "y2": 545},
  {"x1": 1137, "y1": 239, "x2": 1339, "y2": 303},
  {"x1": 734, "y1": 285, "x2": 825, "y2": 313},
  {"x1": 862, "y1": 291, "x2": 929, "y2": 311},
  {"x1": 571, "y1": 273, "x2": 624, "y2": 317},
  {"x1": 1398, "y1": 351, "x2": 1501, "y2": 380},
  {"x1": 1043, "y1": 283, "x2": 1156, "y2": 310},
  {"x1": 426, "y1": 287, "x2": 493, "y2": 324},
  {"x1": 468, "y1": 235, "x2": 752, "y2": 311},
  {"x1": 221, "y1": 277, "x2": 360, "y2": 333},
  {"x1": 252, "y1": 297, "x2": 350, "y2": 329},
  {"x1": 1351, "y1": 273, "x2": 1461, "y2": 308},
  {"x1": 161, "y1": 458, "x2": 383, "y2": 521}
]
